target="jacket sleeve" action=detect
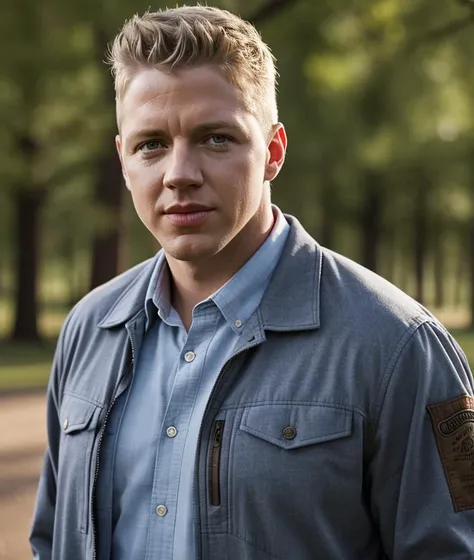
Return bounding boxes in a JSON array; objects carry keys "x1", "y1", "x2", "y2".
[
  {"x1": 29, "y1": 313, "x2": 71, "y2": 559},
  {"x1": 370, "y1": 320, "x2": 474, "y2": 559}
]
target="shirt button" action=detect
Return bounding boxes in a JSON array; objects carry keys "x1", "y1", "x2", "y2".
[
  {"x1": 184, "y1": 351, "x2": 196, "y2": 362},
  {"x1": 156, "y1": 504, "x2": 168, "y2": 517},
  {"x1": 282, "y1": 426, "x2": 297, "y2": 440},
  {"x1": 63, "y1": 418, "x2": 69, "y2": 431},
  {"x1": 166, "y1": 426, "x2": 178, "y2": 438},
  {"x1": 235, "y1": 320, "x2": 242, "y2": 328}
]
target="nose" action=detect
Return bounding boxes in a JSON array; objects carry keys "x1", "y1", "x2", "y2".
[{"x1": 163, "y1": 142, "x2": 203, "y2": 190}]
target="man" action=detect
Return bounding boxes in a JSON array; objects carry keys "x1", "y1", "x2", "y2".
[{"x1": 30, "y1": 5, "x2": 474, "y2": 559}]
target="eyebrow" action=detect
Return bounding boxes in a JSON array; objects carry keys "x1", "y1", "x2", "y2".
[
  {"x1": 191, "y1": 121, "x2": 247, "y2": 137},
  {"x1": 126, "y1": 120, "x2": 247, "y2": 147}
]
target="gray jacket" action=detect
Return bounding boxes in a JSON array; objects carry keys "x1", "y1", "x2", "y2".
[{"x1": 30, "y1": 215, "x2": 474, "y2": 559}]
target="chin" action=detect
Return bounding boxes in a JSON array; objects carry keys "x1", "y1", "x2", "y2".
[{"x1": 165, "y1": 242, "x2": 219, "y2": 263}]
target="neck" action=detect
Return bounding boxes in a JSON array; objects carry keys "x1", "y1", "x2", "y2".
[{"x1": 167, "y1": 204, "x2": 275, "y2": 330}]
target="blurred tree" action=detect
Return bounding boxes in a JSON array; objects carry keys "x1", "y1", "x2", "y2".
[
  {"x1": 88, "y1": 26, "x2": 124, "y2": 291},
  {"x1": 2, "y1": 0, "x2": 474, "y2": 342},
  {"x1": 1, "y1": 0, "x2": 54, "y2": 340}
]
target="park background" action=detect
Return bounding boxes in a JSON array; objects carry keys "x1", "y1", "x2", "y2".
[{"x1": 1, "y1": 0, "x2": 474, "y2": 557}]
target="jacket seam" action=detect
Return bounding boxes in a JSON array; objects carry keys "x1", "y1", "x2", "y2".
[
  {"x1": 313, "y1": 242, "x2": 322, "y2": 324},
  {"x1": 219, "y1": 400, "x2": 369, "y2": 422},
  {"x1": 56, "y1": 305, "x2": 79, "y2": 404},
  {"x1": 373, "y1": 316, "x2": 429, "y2": 431},
  {"x1": 62, "y1": 391, "x2": 105, "y2": 409},
  {"x1": 199, "y1": 529, "x2": 282, "y2": 559}
]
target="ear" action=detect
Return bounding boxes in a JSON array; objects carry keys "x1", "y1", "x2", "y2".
[
  {"x1": 264, "y1": 123, "x2": 287, "y2": 182},
  {"x1": 116, "y1": 135, "x2": 131, "y2": 191}
]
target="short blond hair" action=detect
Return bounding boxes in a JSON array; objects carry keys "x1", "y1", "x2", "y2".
[{"x1": 108, "y1": 5, "x2": 278, "y2": 129}]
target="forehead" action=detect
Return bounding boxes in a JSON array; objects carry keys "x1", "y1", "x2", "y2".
[{"x1": 119, "y1": 65, "x2": 252, "y2": 136}]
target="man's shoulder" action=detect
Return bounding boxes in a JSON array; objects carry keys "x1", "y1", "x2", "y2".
[
  {"x1": 277, "y1": 216, "x2": 434, "y2": 335},
  {"x1": 319, "y1": 246, "x2": 434, "y2": 330},
  {"x1": 66, "y1": 257, "x2": 156, "y2": 328}
]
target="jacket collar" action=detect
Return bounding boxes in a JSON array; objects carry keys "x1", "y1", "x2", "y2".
[
  {"x1": 259, "y1": 214, "x2": 321, "y2": 331},
  {"x1": 98, "y1": 214, "x2": 321, "y2": 332},
  {"x1": 97, "y1": 255, "x2": 161, "y2": 329}
]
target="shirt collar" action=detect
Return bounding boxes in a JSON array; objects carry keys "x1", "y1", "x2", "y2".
[
  {"x1": 99, "y1": 213, "x2": 320, "y2": 332},
  {"x1": 144, "y1": 205, "x2": 290, "y2": 333},
  {"x1": 144, "y1": 251, "x2": 170, "y2": 330},
  {"x1": 210, "y1": 205, "x2": 290, "y2": 333}
]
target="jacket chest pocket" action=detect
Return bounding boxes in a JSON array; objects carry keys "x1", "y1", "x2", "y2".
[
  {"x1": 223, "y1": 404, "x2": 355, "y2": 557},
  {"x1": 233, "y1": 403, "x2": 353, "y2": 491},
  {"x1": 59, "y1": 394, "x2": 102, "y2": 535}
]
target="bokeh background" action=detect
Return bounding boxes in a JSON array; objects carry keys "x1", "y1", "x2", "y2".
[{"x1": 1, "y1": 0, "x2": 474, "y2": 557}]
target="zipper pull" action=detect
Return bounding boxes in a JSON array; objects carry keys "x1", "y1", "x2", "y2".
[
  {"x1": 210, "y1": 420, "x2": 225, "y2": 506},
  {"x1": 213, "y1": 420, "x2": 223, "y2": 446}
]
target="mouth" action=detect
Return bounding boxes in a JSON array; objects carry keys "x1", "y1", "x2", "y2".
[
  {"x1": 164, "y1": 204, "x2": 215, "y2": 227},
  {"x1": 164, "y1": 204, "x2": 213, "y2": 214}
]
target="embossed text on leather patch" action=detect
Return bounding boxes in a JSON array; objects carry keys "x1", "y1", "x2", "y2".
[{"x1": 427, "y1": 395, "x2": 474, "y2": 511}]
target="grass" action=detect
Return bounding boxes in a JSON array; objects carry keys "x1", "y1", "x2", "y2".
[
  {"x1": 0, "y1": 341, "x2": 56, "y2": 392},
  {"x1": 0, "y1": 299, "x2": 65, "y2": 392}
]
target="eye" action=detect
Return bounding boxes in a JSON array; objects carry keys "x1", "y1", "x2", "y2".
[
  {"x1": 206, "y1": 135, "x2": 231, "y2": 147},
  {"x1": 139, "y1": 140, "x2": 165, "y2": 152}
]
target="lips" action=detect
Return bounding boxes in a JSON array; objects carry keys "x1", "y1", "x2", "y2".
[
  {"x1": 164, "y1": 204, "x2": 214, "y2": 226},
  {"x1": 164, "y1": 203, "x2": 213, "y2": 214}
]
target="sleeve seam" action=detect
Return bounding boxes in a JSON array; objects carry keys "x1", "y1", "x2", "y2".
[
  {"x1": 373, "y1": 316, "x2": 430, "y2": 431},
  {"x1": 54, "y1": 305, "x2": 78, "y2": 408}
]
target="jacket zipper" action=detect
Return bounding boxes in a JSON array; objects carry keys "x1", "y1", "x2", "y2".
[
  {"x1": 91, "y1": 336, "x2": 136, "y2": 560},
  {"x1": 210, "y1": 420, "x2": 225, "y2": 506},
  {"x1": 195, "y1": 337, "x2": 261, "y2": 560}
]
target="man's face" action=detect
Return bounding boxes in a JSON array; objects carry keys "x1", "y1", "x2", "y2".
[{"x1": 116, "y1": 64, "x2": 286, "y2": 264}]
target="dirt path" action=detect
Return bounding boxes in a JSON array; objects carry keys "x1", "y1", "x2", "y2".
[{"x1": 0, "y1": 393, "x2": 46, "y2": 560}]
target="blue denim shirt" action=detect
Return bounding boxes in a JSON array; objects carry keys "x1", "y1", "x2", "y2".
[{"x1": 96, "y1": 207, "x2": 289, "y2": 559}]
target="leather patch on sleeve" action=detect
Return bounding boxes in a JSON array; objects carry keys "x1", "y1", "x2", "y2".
[{"x1": 427, "y1": 395, "x2": 474, "y2": 511}]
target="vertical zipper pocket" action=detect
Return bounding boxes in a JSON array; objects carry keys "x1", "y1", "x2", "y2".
[{"x1": 210, "y1": 420, "x2": 225, "y2": 506}]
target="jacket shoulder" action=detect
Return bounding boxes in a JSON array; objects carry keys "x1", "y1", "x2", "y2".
[
  {"x1": 320, "y1": 247, "x2": 435, "y2": 330},
  {"x1": 66, "y1": 257, "x2": 155, "y2": 328}
]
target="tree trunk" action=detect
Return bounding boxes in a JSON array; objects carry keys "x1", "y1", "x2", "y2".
[
  {"x1": 319, "y1": 173, "x2": 335, "y2": 249},
  {"x1": 89, "y1": 149, "x2": 124, "y2": 289},
  {"x1": 250, "y1": 0, "x2": 299, "y2": 25},
  {"x1": 89, "y1": 27, "x2": 124, "y2": 290},
  {"x1": 11, "y1": 187, "x2": 45, "y2": 342},
  {"x1": 360, "y1": 171, "x2": 383, "y2": 273},
  {"x1": 454, "y1": 232, "x2": 466, "y2": 308},
  {"x1": 118, "y1": 195, "x2": 134, "y2": 272},
  {"x1": 383, "y1": 228, "x2": 396, "y2": 283},
  {"x1": 413, "y1": 182, "x2": 428, "y2": 305},
  {"x1": 432, "y1": 226, "x2": 445, "y2": 308},
  {"x1": 469, "y1": 211, "x2": 474, "y2": 329},
  {"x1": 398, "y1": 248, "x2": 411, "y2": 293}
]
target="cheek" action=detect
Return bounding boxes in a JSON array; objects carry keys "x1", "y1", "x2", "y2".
[
  {"x1": 127, "y1": 165, "x2": 162, "y2": 210},
  {"x1": 227, "y1": 148, "x2": 266, "y2": 185},
  {"x1": 222, "y1": 170, "x2": 265, "y2": 218}
]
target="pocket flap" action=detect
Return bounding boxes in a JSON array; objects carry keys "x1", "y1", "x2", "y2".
[
  {"x1": 60, "y1": 394, "x2": 101, "y2": 435},
  {"x1": 240, "y1": 404, "x2": 352, "y2": 450}
]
